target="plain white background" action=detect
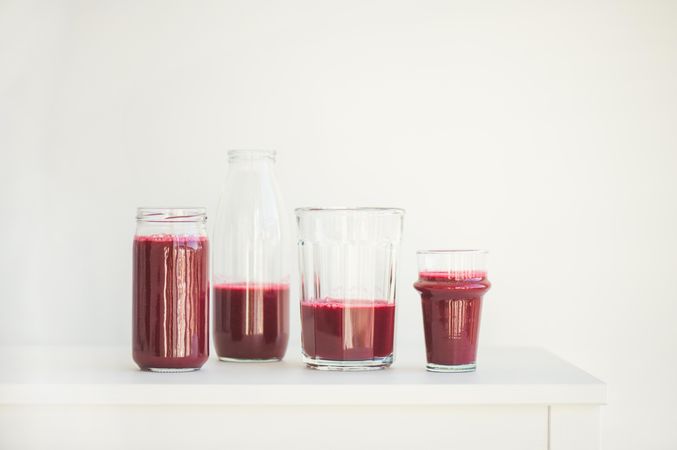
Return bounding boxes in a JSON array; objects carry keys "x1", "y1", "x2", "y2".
[{"x1": 1, "y1": 0, "x2": 676, "y2": 448}]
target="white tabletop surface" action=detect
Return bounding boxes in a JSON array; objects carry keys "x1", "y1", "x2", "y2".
[{"x1": 0, "y1": 346, "x2": 605, "y2": 406}]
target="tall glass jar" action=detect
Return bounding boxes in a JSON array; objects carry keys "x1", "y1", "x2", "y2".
[
  {"x1": 132, "y1": 207, "x2": 209, "y2": 372},
  {"x1": 212, "y1": 150, "x2": 290, "y2": 362}
]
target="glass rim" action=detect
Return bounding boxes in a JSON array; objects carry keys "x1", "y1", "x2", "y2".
[
  {"x1": 136, "y1": 207, "x2": 207, "y2": 222},
  {"x1": 417, "y1": 249, "x2": 488, "y2": 255},
  {"x1": 227, "y1": 149, "x2": 276, "y2": 160},
  {"x1": 295, "y1": 207, "x2": 405, "y2": 216}
]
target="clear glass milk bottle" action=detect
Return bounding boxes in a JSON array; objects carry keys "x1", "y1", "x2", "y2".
[{"x1": 212, "y1": 150, "x2": 290, "y2": 362}]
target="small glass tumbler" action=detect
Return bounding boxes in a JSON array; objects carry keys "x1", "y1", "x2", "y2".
[
  {"x1": 296, "y1": 207, "x2": 405, "y2": 371},
  {"x1": 413, "y1": 250, "x2": 491, "y2": 373}
]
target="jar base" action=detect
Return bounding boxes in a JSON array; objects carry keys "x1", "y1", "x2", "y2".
[
  {"x1": 218, "y1": 356, "x2": 283, "y2": 363},
  {"x1": 303, "y1": 355, "x2": 393, "y2": 371},
  {"x1": 146, "y1": 367, "x2": 201, "y2": 373},
  {"x1": 426, "y1": 362, "x2": 476, "y2": 373}
]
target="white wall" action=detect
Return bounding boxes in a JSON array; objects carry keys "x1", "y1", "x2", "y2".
[{"x1": 1, "y1": 1, "x2": 676, "y2": 448}]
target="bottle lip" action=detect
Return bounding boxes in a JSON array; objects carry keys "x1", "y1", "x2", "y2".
[
  {"x1": 136, "y1": 207, "x2": 207, "y2": 222},
  {"x1": 228, "y1": 149, "x2": 276, "y2": 161},
  {"x1": 295, "y1": 207, "x2": 405, "y2": 216}
]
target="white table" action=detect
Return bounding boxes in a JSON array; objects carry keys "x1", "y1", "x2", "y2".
[{"x1": 0, "y1": 346, "x2": 605, "y2": 450}]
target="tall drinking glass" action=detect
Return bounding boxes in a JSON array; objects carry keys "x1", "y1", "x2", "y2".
[
  {"x1": 296, "y1": 207, "x2": 404, "y2": 371},
  {"x1": 413, "y1": 250, "x2": 491, "y2": 372}
]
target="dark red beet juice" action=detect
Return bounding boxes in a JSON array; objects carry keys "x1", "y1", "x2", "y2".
[
  {"x1": 301, "y1": 300, "x2": 395, "y2": 361},
  {"x1": 132, "y1": 235, "x2": 209, "y2": 371},
  {"x1": 414, "y1": 272, "x2": 490, "y2": 369},
  {"x1": 213, "y1": 283, "x2": 289, "y2": 361}
]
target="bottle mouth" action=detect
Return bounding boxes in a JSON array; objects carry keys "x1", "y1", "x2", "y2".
[
  {"x1": 136, "y1": 207, "x2": 207, "y2": 222},
  {"x1": 228, "y1": 149, "x2": 276, "y2": 161}
]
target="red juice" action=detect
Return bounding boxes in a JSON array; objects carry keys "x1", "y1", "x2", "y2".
[
  {"x1": 301, "y1": 300, "x2": 395, "y2": 361},
  {"x1": 414, "y1": 272, "x2": 490, "y2": 367},
  {"x1": 132, "y1": 235, "x2": 209, "y2": 371},
  {"x1": 213, "y1": 283, "x2": 289, "y2": 361}
]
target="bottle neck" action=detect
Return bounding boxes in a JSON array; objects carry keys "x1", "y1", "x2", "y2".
[
  {"x1": 228, "y1": 157, "x2": 274, "y2": 167},
  {"x1": 227, "y1": 156, "x2": 276, "y2": 181}
]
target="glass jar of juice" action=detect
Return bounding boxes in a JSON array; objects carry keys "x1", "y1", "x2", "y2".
[{"x1": 132, "y1": 207, "x2": 209, "y2": 372}]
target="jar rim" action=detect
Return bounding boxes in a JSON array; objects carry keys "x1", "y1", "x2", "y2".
[
  {"x1": 136, "y1": 207, "x2": 207, "y2": 222},
  {"x1": 295, "y1": 207, "x2": 405, "y2": 216},
  {"x1": 417, "y1": 249, "x2": 488, "y2": 255}
]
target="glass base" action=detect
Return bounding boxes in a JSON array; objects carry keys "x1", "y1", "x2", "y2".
[
  {"x1": 218, "y1": 356, "x2": 282, "y2": 363},
  {"x1": 426, "y1": 362, "x2": 476, "y2": 373},
  {"x1": 147, "y1": 367, "x2": 200, "y2": 373},
  {"x1": 303, "y1": 355, "x2": 393, "y2": 371}
]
